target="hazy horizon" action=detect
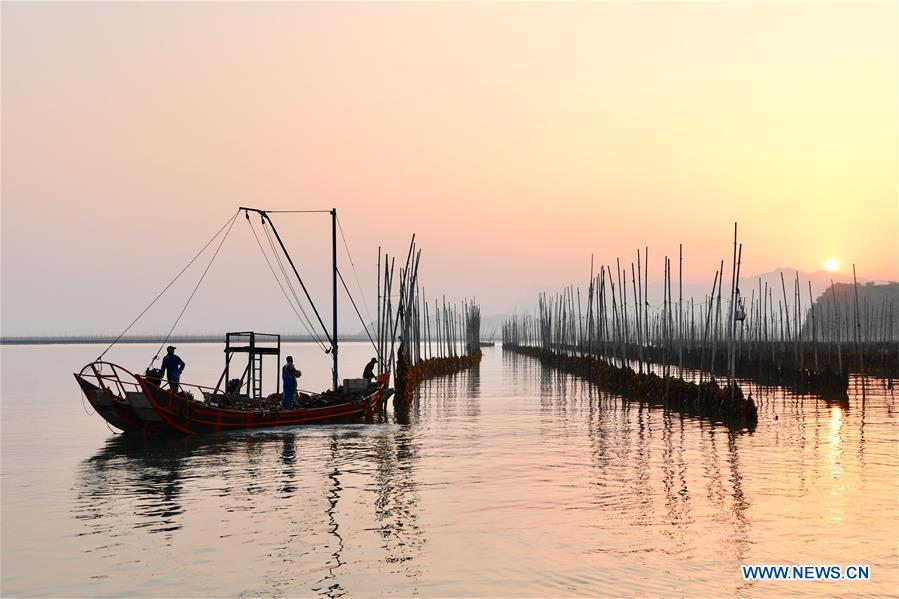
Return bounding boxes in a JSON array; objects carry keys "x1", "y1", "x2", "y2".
[
  {"x1": 3, "y1": 2, "x2": 896, "y2": 336},
  {"x1": 1, "y1": 265, "x2": 890, "y2": 339}
]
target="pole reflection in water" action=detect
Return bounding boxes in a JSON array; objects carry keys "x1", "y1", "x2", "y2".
[
  {"x1": 71, "y1": 422, "x2": 427, "y2": 596},
  {"x1": 726, "y1": 428, "x2": 751, "y2": 563},
  {"x1": 311, "y1": 436, "x2": 346, "y2": 598},
  {"x1": 373, "y1": 422, "x2": 424, "y2": 578}
]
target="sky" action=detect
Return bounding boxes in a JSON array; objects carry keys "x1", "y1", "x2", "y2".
[{"x1": 2, "y1": 1, "x2": 896, "y2": 336}]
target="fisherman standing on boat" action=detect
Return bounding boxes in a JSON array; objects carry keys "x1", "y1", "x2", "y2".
[
  {"x1": 282, "y1": 356, "x2": 302, "y2": 409},
  {"x1": 362, "y1": 357, "x2": 378, "y2": 382},
  {"x1": 160, "y1": 346, "x2": 185, "y2": 393}
]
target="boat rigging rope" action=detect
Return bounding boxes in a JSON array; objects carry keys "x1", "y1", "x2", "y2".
[
  {"x1": 336, "y1": 216, "x2": 374, "y2": 328},
  {"x1": 97, "y1": 210, "x2": 240, "y2": 361},
  {"x1": 148, "y1": 211, "x2": 240, "y2": 368},
  {"x1": 79, "y1": 391, "x2": 95, "y2": 416},
  {"x1": 256, "y1": 212, "x2": 334, "y2": 347},
  {"x1": 336, "y1": 267, "x2": 381, "y2": 360},
  {"x1": 247, "y1": 216, "x2": 329, "y2": 352},
  {"x1": 263, "y1": 210, "x2": 332, "y2": 214},
  {"x1": 260, "y1": 217, "x2": 333, "y2": 349}
]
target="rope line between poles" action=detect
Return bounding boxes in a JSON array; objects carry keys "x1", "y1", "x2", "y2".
[
  {"x1": 149, "y1": 211, "x2": 240, "y2": 368},
  {"x1": 97, "y1": 210, "x2": 239, "y2": 361},
  {"x1": 336, "y1": 216, "x2": 374, "y2": 327}
]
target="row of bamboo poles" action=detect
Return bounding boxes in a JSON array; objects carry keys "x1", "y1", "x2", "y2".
[
  {"x1": 375, "y1": 237, "x2": 482, "y2": 404},
  {"x1": 503, "y1": 224, "x2": 894, "y2": 400},
  {"x1": 504, "y1": 343, "x2": 758, "y2": 429}
]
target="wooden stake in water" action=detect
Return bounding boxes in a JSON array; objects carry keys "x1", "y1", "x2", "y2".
[
  {"x1": 678, "y1": 243, "x2": 683, "y2": 380},
  {"x1": 853, "y1": 264, "x2": 866, "y2": 399}
]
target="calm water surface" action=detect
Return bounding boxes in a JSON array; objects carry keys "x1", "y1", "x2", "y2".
[{"x1": 1, "y1": 342, "x2": 897, "y2": 597}]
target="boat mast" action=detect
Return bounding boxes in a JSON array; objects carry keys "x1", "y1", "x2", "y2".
[
  {"x1": 331, "y1": 208, "x2": 339, "y2": 391},
  {"x1": 237, "y1": 207, "x2": 336, "y2": 376}
]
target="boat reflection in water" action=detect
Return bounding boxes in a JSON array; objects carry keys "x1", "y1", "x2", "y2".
[
  {"x1": 72, "y1": 418, "x2": 427, "y2": 596},
  {"x1": 74, "y1": 435, "x2": 188, "y2": 541}
]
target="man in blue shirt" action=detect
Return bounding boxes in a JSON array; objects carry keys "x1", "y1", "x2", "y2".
[{"x1": 160, "y1": 346, "x2": 186, "y2": 393}]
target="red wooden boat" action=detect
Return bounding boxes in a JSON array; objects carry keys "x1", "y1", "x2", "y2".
[
  {"x1": 75, "y1": 348, "x2": 391, "y2": 436},
  {"x1": 130, "y1": 371, "x2": 390, "y2": 435},
  {"x1": 76, "y1": 208, "x2": 391, "y2": 435}
]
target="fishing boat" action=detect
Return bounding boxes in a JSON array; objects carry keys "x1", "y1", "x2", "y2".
[
  {"x1": 74, "y1": 208, "x2": 391, "y2": 435},
  {"x1": 75, "y1": 336, "x2": 391, "y2": 435}
]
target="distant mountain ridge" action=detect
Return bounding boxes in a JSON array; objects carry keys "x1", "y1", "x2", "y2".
[
  {"x1": 740, "y1": 267, "x2": 888, "y2": 305},
  {"x1": 800, "y1": 281, "x2": 899, "y2": 342}
]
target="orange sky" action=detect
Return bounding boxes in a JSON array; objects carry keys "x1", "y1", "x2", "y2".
[{"x1": 1, "y1": 2, "x2": 896, "y2": 335}]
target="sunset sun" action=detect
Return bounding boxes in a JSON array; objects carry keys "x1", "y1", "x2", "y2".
[{"x1": 824, "y1": 258, "x2": 840, "y2": 272}]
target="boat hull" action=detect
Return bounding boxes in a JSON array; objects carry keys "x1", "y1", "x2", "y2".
[
  {"x1": 133, "y1": 372, "x2": 390, "y2": 435},
  {"x1": 74, "y1": 370, "x2": 146, "y2": 433}
]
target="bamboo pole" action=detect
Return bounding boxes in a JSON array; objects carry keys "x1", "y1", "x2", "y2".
[
  {"x1": 698, "y1": 271, "x2": 719, "y2": 397},
  {"x1": 730, "y1": 243, "x2": 742, "y2": 401},
  {"x1": 808, "y1": 280, "x2": 818, "y2": 371},
  {"x1": 780, "y1": 271, "x2": 792, "y2": 366},
  {"x1": 635, "y1": 252, "x2": 644, "y2": 372},
  {"x1": 853, "y1": 264, "x2": 865, "y2": 398},
  {"x1": 726, "y1": 224, "x2": 738, "y2": 393}
]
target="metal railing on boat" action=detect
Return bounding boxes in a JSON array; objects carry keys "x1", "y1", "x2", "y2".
[
  {"x1": 78, "y1": 361, "x2": 143, "y2": 399},
  {"x1": 140, "y1": 376, "x2": 310, "y2": 410},
  {"x1": 77, "y1": 361, "x2": 352, "y2": 410}
]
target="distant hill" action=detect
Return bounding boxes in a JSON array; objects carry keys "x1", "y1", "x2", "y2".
[
  {"x1": 799, "y1": 281, "x2": 899, "y2": 342},
  {"x1": 739, "y1": 267, "x2": 870, "y2": 305}
]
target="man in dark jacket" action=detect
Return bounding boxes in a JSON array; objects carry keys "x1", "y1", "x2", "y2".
[
  {"x1": 160, "y1": 346, "x2": 186, "y2": 393},
  {"x1": 362, "y1": 357, "x2": 378, "y2": 382}
]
